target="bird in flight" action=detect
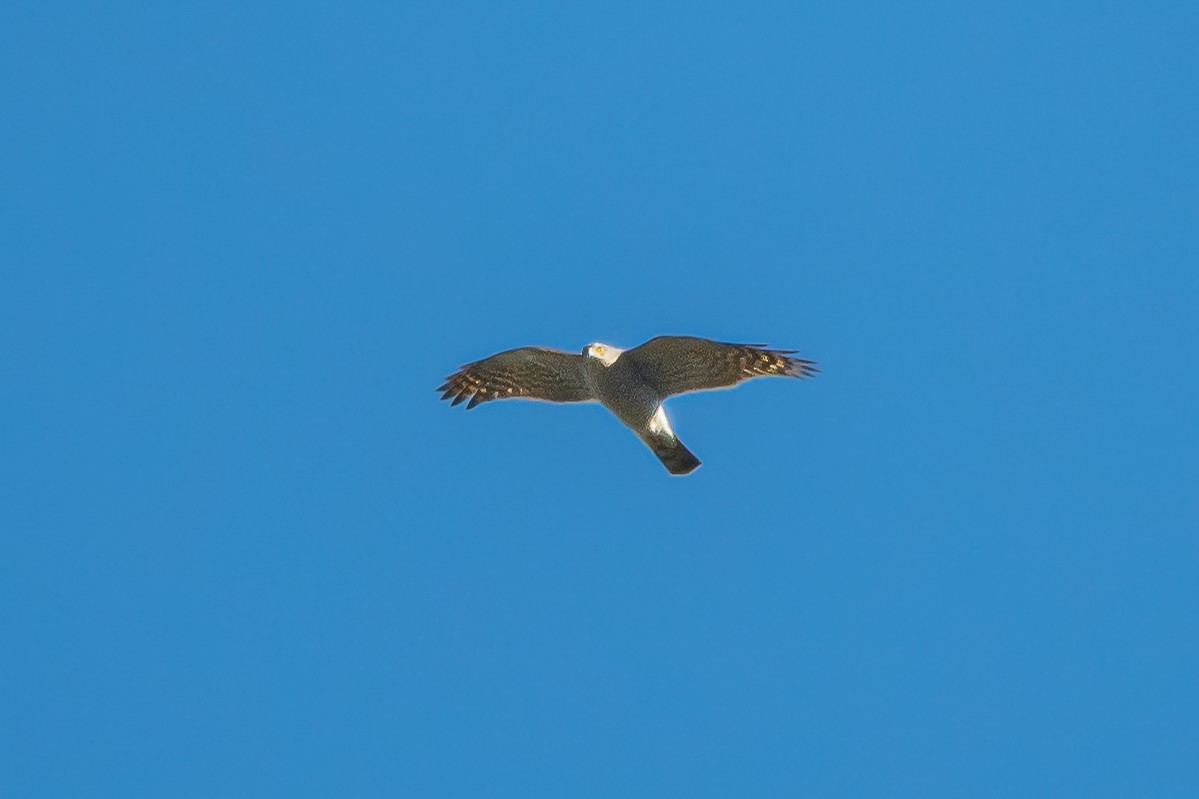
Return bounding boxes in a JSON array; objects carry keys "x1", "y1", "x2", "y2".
[{"x1": 437, "y1": 335, "x2": 818, "y2": 475}]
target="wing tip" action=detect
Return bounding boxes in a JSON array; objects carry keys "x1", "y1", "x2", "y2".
[{"x1": 786, "y1": 357, "x2": 820, "y2": 379}]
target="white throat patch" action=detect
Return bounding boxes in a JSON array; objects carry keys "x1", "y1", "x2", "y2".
[{"x1": 587, "y1": 342, "x2": 624, "y2": 367}]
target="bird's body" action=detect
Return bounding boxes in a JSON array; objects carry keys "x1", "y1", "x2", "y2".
[
  {"x1": 589, "y1": 351, "x2": 702, "y2": 474},
  {"x1": 589, "y1": 351, "x2": 655, "y2": 428},
  {"x1": 438, "y1": 335, "x2": 817, "y2": 475}
]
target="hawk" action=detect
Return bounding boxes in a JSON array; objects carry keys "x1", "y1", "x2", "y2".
[{"x1": 437, "y1": 335, "x2": 818, "y2": 475}]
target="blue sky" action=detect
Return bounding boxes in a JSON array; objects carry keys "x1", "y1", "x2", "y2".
[{"x1": 3, "y1": 2, "x2": 1197, "y2": 796}]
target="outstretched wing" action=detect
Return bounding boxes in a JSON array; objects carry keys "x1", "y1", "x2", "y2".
[
  {"x1": 622, "y1": 336, "x2": 818, "y2": 398},
  {"x1": 437, "y1": 347, "x2": 593, "y2": 410}
]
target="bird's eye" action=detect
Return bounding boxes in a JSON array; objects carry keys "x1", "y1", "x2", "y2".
[{"x1": 596, "y1": 346, "x2": 605, "y2": 355}]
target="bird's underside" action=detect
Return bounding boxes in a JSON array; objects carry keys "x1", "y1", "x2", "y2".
[{"x1": 437, "y1": 335, "x2": 818, "y2": 475}]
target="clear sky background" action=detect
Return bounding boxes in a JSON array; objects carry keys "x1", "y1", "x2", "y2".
[{"x1": 3, "y1": 2, "x2": 1197, "y2": 797}]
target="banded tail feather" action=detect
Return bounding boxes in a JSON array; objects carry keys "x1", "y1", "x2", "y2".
[{"x1": 644, "y1": 433, "x2": 701, "y2": 476}]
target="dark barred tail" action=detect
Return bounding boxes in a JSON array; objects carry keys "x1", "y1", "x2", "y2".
[{"x1": 646, "y1": 434, "x2": 702, "y2": 476}]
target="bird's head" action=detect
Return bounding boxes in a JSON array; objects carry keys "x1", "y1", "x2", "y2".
[{"x1": 583, "y1": 342, "x2": 624, "y2": 366}]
